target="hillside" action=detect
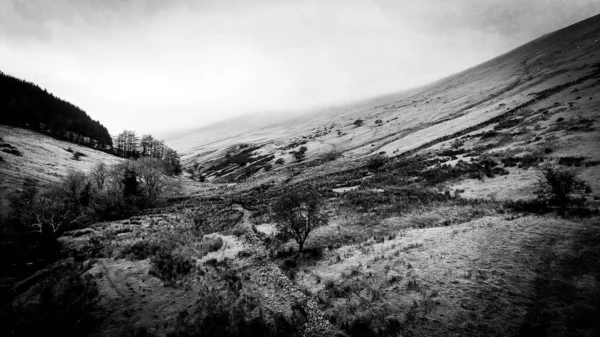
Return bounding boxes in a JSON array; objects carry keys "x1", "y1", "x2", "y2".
[
  {"x1": 168, "y1": 14, "x2": 600, "y2": 197},
  {"x1": 0, "y1": 125, "x2": 122, "y2": 215},
  {"x1": 0, "y1": 71, "x2": 113, "y2": 148}
]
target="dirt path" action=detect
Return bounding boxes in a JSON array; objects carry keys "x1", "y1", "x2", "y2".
[{"x1": 232, "y1": 204, "x2": 345, "y2": 337}]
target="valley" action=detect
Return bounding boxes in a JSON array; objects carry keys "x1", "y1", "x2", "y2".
[{"x1": 1, "y1": 11, "x2": 600, "y2": 337}]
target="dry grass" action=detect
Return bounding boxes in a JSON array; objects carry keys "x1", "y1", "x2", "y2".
[
  {"x1": 294, "y1": 215, "x2": 600, "y2": 336},
  {"x1": 0, "y1": 126, "x2": 123, "y2": 214}
]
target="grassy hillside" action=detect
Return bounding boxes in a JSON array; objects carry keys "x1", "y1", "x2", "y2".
[
  {"x1": 0, "y1": 125, "x2": 122, "y2": 214},
  {"x1": 169, "y1": 14, "x2": 600, "y2": 193}
]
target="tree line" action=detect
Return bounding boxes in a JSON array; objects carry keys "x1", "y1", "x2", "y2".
[
  {"x1": 112, "y1": 130, "x2": 182, "y2": 175},
  {"x1": 0, "y1": 71, "x2": 113, "y2": 148}
]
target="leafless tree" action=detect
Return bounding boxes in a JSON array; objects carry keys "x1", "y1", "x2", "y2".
[
  {"x1": 135, "y1": 157, "x2": 166, "y2": 200},
  {"x1": 272, "y1": 187, "x2": 328, "y2": 253},
  {"x1": 90, "y1": 162, "x2": 108, "y2": 190}
]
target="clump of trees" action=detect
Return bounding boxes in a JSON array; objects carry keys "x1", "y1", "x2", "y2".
[
  {"x1": 5, "y1": 159, "x2": 181, "y2": 236},
  {"x1": 535, "y1": 163, "x2": 591, "y2": 207},
  {"x1": 272, "y1": 187, "x2": 328, "y2": 253},
  {"x1": 112, "y1": 130, "x2": 182, "y2": 175}
]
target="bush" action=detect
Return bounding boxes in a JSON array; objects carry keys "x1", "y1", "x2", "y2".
[
  {"x1": 7, "y1": 172, "x2": 92, "y2": 235},
  {"x1": 121, "y1": 240, "x2": 167, "y2": 260},
  {"x1": 7, "y1": 159, "x2": 181, "y2": 235},
  {"x1": 149, "y1": 250, "x2": 194, "y2": 283},
  {"x1": 354, "y1": 119, "x2": 364, "y2": 127},
  {"x1": 367, "y1": 154, "x2": 388, "y2": 171},
  {"x1": 72, "y1": 151, "x2": 86, "y2": 160},
  {"x1": 292, "y1": 146, "x2": 307, "y2": 162},
  {"x1": 167, "y1": 273, "x2": 300, "y2": 337},
  {"x1": 479, "y1": 130, "x2": 499, "y2": 139},
  {"x1": 535, "y1": 163, "x2": 591, "y2": 207},
  {"x1": 275, "y1": 158, "x2": 285, "y2": 165},
  {"x1": 558, "y1": 156, "x2": 586, "y2": 167},
  {"x1": 494, "y1": 118, "x2": 521, "y2": 130},
  {"x1": 200, "y1": 236, "x2": 224, "y2": 254}
]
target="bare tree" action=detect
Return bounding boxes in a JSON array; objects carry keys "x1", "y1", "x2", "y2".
[
  {"x1": 140, "y1": 134, "x2": 154, "y2": 157},
  {"x1": 90, "y1": 162, "x2": 108, "y2": 190},
  {"x1": 32, "y1": 191, "x2": 87, "y2": 234},
  {"x1": 113, "y1": 132, "x2": 126, "y2": 157},
  {"x1": 135, "y1": 157, "x2": 166, "y2": 200},
  {"x1": 59, "y1": 170, "x2": 88, "y2": 204},
  {"x1": 272, "y1": 187, "x2": 328, "y2": 253}
]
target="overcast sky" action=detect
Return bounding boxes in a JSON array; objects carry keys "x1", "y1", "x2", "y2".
[{"x1": 1, "y1": 0, "x2": 599, "y2": 135}]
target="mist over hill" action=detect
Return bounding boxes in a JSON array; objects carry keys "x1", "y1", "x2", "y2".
[{"x1": 169, "y1": 14, "x2": 600, "y2": 186}]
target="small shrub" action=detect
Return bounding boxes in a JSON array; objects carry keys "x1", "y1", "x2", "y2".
[
  {"x1": 72, "y1": 151, "x2": 85, "y2": 160},
  {"x1": 366, "y1": 154, "x2": 388, "y2": 171},
  {"x1": 406, "y1": 278, "x2": 420, "y2": 292},
  {"x1": 292, "y1": 146, "x2": 307, "y2": 162},
  {"x1": 200, "y1": 236, "x2": 224, "y2": 254},
  {"x1": 167, "y1": 276, "x2": 298, "y2": 337},
  {"x1": 121, "y1": 240, "x2": 167, "y2": 260},
  {"x1": 535, "y1": 163, "x2": 591, "y2": 207},
  {"x1": 149, "y1": 250, "x2": 194, "y2": 283},
  {"x1": 479, "y1": 130, "x2": 499, "y2": 139},
  {"x1": 275, "y1": 158, "x2": 285, "y2": 165},
  {"x1": 494, "y1": 118, "x2": 521, "y2": 130},
  {"x1": 236, "y1": 250, "x2": 252, "y2": 258},
  {"x1": 354, "y1": 119, "x2": 364, "y2": 127}
]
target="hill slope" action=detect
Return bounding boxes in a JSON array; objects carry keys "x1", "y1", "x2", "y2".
[
  {"x1": 0, "y1": 126, "x2": 122, "y2": 215},
  {"x1": 167, "y1": 14, "x2": 600, "y2": 193}
]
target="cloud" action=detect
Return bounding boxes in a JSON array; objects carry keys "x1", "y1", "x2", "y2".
[{"x1": 1, "y1": 0, "x2": 599, "y2": 134}]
